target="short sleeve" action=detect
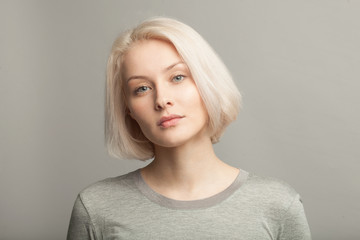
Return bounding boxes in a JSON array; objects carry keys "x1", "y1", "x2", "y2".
[
  {"x1": 67, "y1": 195, "x2": 97, "y2": 240},
  {"x1": 278, "y1": 194, "x2": 312, "y2": 240}
]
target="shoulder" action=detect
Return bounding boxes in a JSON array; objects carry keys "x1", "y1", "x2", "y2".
[
  {"x1": 241, "y1": 173, "x2": 302, "y2": 220},
  {"x1": 245, "y1": 173, "x2": 298, "y2": 198},
  {"x1": 77, "y1": 170, "x2": 140, "y2": 211}
]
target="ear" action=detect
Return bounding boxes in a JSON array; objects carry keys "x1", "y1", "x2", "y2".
[
  {"x1": 129, "y1": 112, "x2": 134, "y2": 119},
  {"x1": 126, "y1": 108, "x2": 134, "y2": 119}
]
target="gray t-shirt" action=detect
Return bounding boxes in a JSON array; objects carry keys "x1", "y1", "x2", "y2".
[{"x1": 67, "y1": 169, "x2": 311, "y2": 239}]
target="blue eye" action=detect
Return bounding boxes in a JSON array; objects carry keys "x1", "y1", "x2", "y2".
[
  {"x1": 173, "y1": 75, "x2": 185, "y2": 82},
  {"x1": 135, "y1": 86, "x2": 150, "y2": 93}
]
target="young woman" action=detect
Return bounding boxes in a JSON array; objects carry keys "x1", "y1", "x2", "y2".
[{"x1": 67, "y1": 17, "x2": 311, "y2": 239}]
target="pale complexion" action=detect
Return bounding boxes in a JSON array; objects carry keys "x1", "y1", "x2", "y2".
[{"x1": 123, "y1": 39, "x2": 239, "y2": 201}]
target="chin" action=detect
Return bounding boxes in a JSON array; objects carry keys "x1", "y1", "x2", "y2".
[
  {"x1": 154, "y1": 133, "x2": 208, "y2": 149},
  {"x1": 153, "y1": 138, "x2": 188, "y2": 148},
  {"x1": 146, "y1": 126, "x2": 209, "y2": 149}
]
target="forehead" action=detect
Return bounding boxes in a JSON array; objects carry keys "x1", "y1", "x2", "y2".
[{"x1": 122, "y1": 39, "x2": 182, "y2": 76}]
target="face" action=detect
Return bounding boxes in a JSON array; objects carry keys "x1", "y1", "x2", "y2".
[{"x1": 123, "y1": 39, "x2": 210, "y2": 148}]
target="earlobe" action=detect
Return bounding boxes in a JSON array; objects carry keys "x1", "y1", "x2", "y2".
[
  {"x1": 126, "y1": 108, "x2": 134, "y2": 119},
  {"x1": 129, "y1": 112, "x2": 134, "y2": 119}
]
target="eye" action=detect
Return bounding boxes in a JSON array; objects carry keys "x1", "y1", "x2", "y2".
[
  {"x1": 172, "y1": 75, "x2": 185, "y2": 82},
  {"x1": 135, "y1": 86, "x2": 150, "y2": 94}
]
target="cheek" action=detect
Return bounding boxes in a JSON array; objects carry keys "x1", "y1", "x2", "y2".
[
  {"x1": 179, "y1": 85, "x2": 203, "y2": 108},
  {"x1": 182, "y1": 86, "x2": 209, "y2": 120},
  {"x1": 128, "y1": 100, "x2": 150, "y2": 123}
]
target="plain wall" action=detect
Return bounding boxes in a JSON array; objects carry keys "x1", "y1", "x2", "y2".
[{"x1": 1, "y1": 0, "x2": 359, "y2": 239}]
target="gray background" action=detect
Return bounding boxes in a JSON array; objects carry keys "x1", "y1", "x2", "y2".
[{"x1": 1, "y1": 0, "x2": 359, "y2": 239}]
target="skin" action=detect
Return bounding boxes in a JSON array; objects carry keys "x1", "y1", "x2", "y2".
[{"x1": 123, "y1": 39, "x2": 239, "y2": 201}]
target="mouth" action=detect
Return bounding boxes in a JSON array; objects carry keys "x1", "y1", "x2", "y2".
[{"x1": 157, "y1": 114, "x2": 184, "y2": 128}]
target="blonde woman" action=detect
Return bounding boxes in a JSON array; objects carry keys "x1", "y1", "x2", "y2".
[{"x1": 67, "y1": 17, "x2": 311, "y2": 239}]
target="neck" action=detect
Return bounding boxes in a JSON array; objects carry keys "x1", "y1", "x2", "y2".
[
  {"x1": 141, "y1": 136, "x2": 239, "y2": 200},
  {"x1": 153, "y1": 136, "x2": 219, "y2": 179}
]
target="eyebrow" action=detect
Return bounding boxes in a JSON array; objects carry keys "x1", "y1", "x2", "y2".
[
  {"x1": 126, "y1": 61, "x2": 186, "y2": 82},
  {"x1": 165, "y1": 61, "x2": 185, "y2": 71}
]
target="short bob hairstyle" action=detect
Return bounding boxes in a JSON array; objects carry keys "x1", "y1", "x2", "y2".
[{"x1": 106, "y1": 17, "x2": 241, "y2": 160}]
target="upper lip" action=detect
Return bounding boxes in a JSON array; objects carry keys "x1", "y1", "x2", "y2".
[{"x1": 157, "y1": 114, "x2": 184, "y2": 126}]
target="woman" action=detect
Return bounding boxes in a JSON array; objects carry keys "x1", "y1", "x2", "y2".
[{"x1": 67, "y1": 17, "x2": 311, "y2": 239}]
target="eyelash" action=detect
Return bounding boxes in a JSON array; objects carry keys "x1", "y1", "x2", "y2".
[
  {"x1": 172, "y1": 74, "x2": 185, "y2": 82},
  {"x1": 133, "y1": 75, "x2": 186, "y2": 95},
  {"x1": 134, "y1": 85, "x2": 151, "y2": 94}
]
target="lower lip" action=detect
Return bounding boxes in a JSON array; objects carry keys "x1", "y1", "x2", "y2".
[{"x1": 160, "y1": 118, "x2": 182, "y2": 128}]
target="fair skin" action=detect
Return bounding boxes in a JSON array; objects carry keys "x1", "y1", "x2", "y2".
[{"x1": 123, "y1": 39, "x2": 239, "y2": 201}]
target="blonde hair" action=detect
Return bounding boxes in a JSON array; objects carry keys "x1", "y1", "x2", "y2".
[{"x1": 106, "y1": 17, "x2": 241, "y2": 160}]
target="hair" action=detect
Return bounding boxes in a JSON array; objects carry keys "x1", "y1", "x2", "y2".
[{"x1": 105, "y1": 17, "x2": 242, "y2": 160}]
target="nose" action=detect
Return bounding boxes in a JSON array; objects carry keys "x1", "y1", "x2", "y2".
[{"x1": 154, "y1": 86, "x2": 174, "y2": 111}]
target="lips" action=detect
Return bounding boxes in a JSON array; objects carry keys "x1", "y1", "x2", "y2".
[{"x1": 157, "y1": 114, "x2": 184, "y2": 128}]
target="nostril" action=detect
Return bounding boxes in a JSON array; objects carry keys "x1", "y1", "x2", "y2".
[
  {"x1": 155, "y1": 98, "x2": 174, "y2": 110},
  {"x1": 155, "y1": 103, "x2": 163, "y2": 110}
]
